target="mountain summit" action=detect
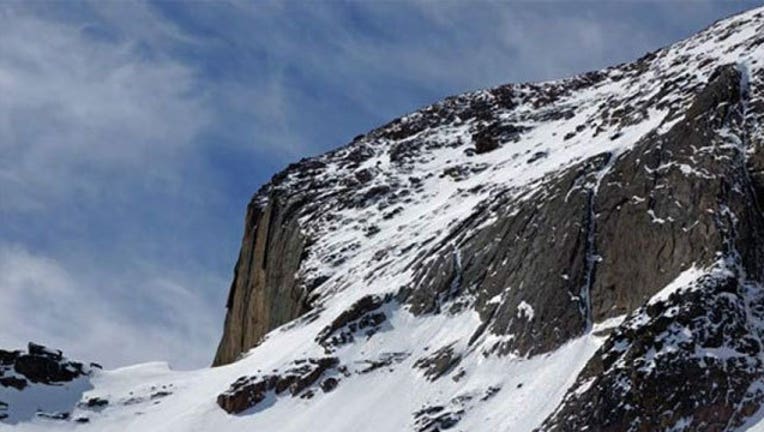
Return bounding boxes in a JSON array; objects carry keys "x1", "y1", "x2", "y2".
[{"x1": 4, "y1": 6, "x2": 764, "y2": 431}]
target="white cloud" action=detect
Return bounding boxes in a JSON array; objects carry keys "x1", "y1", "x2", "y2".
[
  {"x1": 0, "y1": 7, "x2": 210, "y2": 211},
  {"x1": 0, "y1": 4, "x2": 238, "y2": 370},
  {"x1": 0, "y1": 244, "x2": 220, "y2": 369}
]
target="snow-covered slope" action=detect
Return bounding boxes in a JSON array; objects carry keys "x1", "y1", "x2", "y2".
[
  {"x1": 7, "y1": 317, "x2": 605, "y2": 431},
  {"x1": 5, "y1": 6, "x2": 764, "y2": 432}
]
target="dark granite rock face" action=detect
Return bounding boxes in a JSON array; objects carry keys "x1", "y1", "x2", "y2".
[
  {"x1": 212, "y1": 56, "x2": 731, "y2": 365},
  {"x1": 209, "y1": 9, "x2": 764, "y2": 429},
  {"x1": 399, "y1": 65, "x2": 764, "y2": 360},
  {"x1": 536, "y1": 65, "x2": 764, "y2": 430},
  {"x1": 213, "y1": 193, "x2": 313, "y2": 366},
  {"x1": 315, "y1": 294, "x2": 391, "y2": 352},
  {"x1": 413, "y1": 344, "x2": 461, "y2": 381},
  {"x1": 589, "y1": 66, "x2": 764, "y2": 322},
  {"x1": 538, "y1": 267, "x2": 764, "y2": 432},
  {"x1": 414, "y1": 404, "x2": 464, "y2": 432},
  {"x1": 217, "y1": 357, "x2": 339, "y2": 414},
  {"x1": 210, "y1": 86, "x2": 550, "y2": 366},
  {"x1": 401, "y1": 152, "x2": 610, "y2": 356},
  {"x1": 472, "y1": 122, "x2": 528, "y2": 154}
]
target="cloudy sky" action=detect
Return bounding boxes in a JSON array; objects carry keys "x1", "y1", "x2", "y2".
[{"x1": 1, "y1": 0, "x2": 761, "y2": 369}]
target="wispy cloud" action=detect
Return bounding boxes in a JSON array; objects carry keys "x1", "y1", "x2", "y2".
[
  {"x1": 0, "y1": 6, "x2": 209, "y2": 212},
  {"x1": 0, "y1": 243, "x2": 220, "y2": 369}
]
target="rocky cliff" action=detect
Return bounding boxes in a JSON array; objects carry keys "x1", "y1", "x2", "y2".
[
  {"x1": 7, "y1": 6, "x2": 764, "y2": 432},
  {"x1": 204, "y1": 6, "x2": 764, "y2": 430},
  {"x1": 214, "y1": 8, "x2": 764, "y2": 368},
  {"x1": 212, "y1": 194, "x2": 311, "y2": 366}
]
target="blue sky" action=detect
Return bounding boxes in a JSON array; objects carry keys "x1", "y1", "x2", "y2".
[{"x1": 1, "y1": 0, "x2": 761, "y2": 369}]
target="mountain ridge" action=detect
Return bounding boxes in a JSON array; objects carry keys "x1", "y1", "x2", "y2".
[
  {"x1": 4, "y1": 5, "x2": 764, "y2": 431},
  {"x1": 214, "y1": 5, "x2": 764, "y2": 368}
]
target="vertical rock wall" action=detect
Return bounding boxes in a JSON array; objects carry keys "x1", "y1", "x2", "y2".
[{"x1": 213, "y1": 195, "x2": 309, "y2": 366}]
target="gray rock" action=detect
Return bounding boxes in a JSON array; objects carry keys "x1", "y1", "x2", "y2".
[{"x1": 212, "y1": 193, "x2": 312, "y2": 366}]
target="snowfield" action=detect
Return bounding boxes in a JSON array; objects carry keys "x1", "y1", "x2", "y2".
[
  {"x1": 3, "y1": 264, "x2": 735, "y2": 431},
  {"x1": 8, "y1": 322, "x2": 604, "y2": 431}
]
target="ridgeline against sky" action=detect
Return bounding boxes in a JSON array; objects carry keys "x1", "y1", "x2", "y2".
[{"x1": 0, "y1": 1, "x2": 761, "y2": 369}]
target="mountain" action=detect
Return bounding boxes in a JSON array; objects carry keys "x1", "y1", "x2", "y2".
[{"x1": 4, "y1": 5, "x2": 764, "y2": 431}]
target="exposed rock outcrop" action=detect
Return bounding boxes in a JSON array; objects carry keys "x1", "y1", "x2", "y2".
[
  {"x1": 207, "y1": 7, "x2": 764, "y2": 431},
  {"x1": 538, "y1": 265, "x2": 764, "y2": 431},
  {"x1": 213, "y1": 193, "x2": 313, "y2": 366},
  {"x1": 0, "y1": 343, "x2": 91, "y2": 389},
  {"x1": 0, "y1": 343, "x2": 94, "y2": 424},
  {"x1": 401, "y1": 64, "x2": 764, "y2": 359},
  {"x1": 316, "y1": 294, "x2": 391, "y2": 351},
  {"x1": 413, "y1": 344, "x2": 461, "y2": 381},
  {"x1": 217, "y1": 357, "x2": 339, "y2": 414}
]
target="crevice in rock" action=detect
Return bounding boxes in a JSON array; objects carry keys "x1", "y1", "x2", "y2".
[
  {"x1": 540, "y1": 63, "x2": 764, "y2": 432},
  {"x1": 579, "y1": 153, "x2": 613, "y2": 331},
  {"x1": 468, "y1": 303, "x2": 498, "y2": 347},
  {"x1": 439, "y1": 246, "x2": 463, "y2": 309},
  {"x1": 737, "y1": 64, "x2": 764, "y2": 224}
]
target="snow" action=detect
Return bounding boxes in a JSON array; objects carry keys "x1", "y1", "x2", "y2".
[
  {"x1": 5, "y1": 5, "x2": 764, "y2": 432},
  {"x1": 0, "y1": 377, "x2": 92, "y2": 424},
  {"x1": 516, "y1": 301, "x2": 534, "y2": 321},
  {"x1": 7, "y1": 325, "x2": 604, "y2": 432},
  {"x1": 591, "y1": 314, "x2": 626, "y2": 333},
  {"x1": 647, "y1": 261, "x2": 735, "y2": 305},
  {"x1": 647, "y1": 209, "x2": 667, "y2": 224}
]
